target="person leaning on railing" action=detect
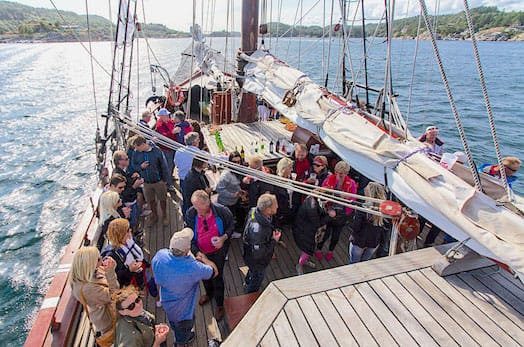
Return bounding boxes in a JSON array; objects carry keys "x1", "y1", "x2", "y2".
[{"x1": 69, "y1": 246, "x2": 119, "y2": 347}]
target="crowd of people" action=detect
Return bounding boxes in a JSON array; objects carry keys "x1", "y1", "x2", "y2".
[{"x1": 72, "y1": 112, "x2": 521, "y2": 346}]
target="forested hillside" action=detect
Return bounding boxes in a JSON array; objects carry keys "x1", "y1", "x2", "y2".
[
  {"x1": 0, "y1": 1, "x2": 186, "y2": 42},
  {"x1": 1, "y1": 2, "x2": 523, "y2": 42}
]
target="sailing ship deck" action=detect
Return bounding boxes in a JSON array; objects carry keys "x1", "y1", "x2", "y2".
[
  {"x1": 225, "y1": 245, "x2": 524, "y2": 346},
  {"x1": 140, "y1": 191, "x2": 356, "y2": 346},
  {"x1": 65, "y1": 186, "x2": 523, "y2": 347}
]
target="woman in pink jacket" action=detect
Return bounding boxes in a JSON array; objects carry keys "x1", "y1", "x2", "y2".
[{"x1": 316, "y1": 161, "x2": 357, "y2": 261}]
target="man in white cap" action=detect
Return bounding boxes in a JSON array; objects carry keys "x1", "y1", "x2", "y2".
[
  {"x1": 152, "y1": 228, "x2": 217, "y2": 346},
  {"x1": 419, "y1": 125, "x2": 444, "y2": 155}
]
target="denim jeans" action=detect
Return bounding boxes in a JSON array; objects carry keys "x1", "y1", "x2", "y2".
[
  {"x1": 349, "y1": 243, "x2": 378, "y2": 264},
  {"x1": 244, "y1": 268, "x2": 265, "y2": 293},
  {"x1": 169, "y1": 318, "x2": 194, "y2": 345}
]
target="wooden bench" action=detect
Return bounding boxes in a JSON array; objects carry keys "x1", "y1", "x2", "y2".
[{"x1": 223, "y1": 292, "x2": 261, "y2": 331}]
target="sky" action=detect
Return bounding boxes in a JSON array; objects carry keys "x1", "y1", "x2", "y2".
[{"x1": 6, "y1": 0, "x2": 524, "y2": 32}]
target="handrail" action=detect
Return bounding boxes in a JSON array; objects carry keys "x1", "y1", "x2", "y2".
[{"x1": 24, "y1": 187, "x2": 103, "y2": 347}]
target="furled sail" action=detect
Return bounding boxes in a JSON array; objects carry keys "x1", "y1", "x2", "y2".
[{"x1": 241, "y1": 50, "x2": 524, "y2": 281}]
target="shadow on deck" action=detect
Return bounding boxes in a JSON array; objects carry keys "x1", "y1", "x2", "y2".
[{"x1": 141, "y1": 191, "x2": 352, "y2": 346}]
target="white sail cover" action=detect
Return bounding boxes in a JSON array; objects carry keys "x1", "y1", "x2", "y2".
[{"x1": 241, "y1": 50, "x2": 524, "y2": 281}]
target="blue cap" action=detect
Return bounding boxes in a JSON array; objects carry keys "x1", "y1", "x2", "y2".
[{"x1": 158, "y1": 108, "x2": 169, "y2": 116}]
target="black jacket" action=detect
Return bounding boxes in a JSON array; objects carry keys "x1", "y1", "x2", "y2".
[
  {"x1": 351, "y1": 210, "x2": 386, "y2": 248},
  {"x1": 242, "y1": 208, "x2": 276, "y2": 271},
  {"x1": 185, "y1": 202, "x2": 234, "y2": 255},
  {"x1": 293, "y1": 196, "x2": 327, "y2": 255},
  {"x1": 182, "y1": 168, "x2": 210, "y2": 207},
  {"x1": 114, "y1": 167, "x2": 138, "y2": 203}
]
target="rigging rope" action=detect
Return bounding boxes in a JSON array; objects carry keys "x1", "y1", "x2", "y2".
[
  {"x1": 84, "y1": 0, "x2": 99, "y2": 129},
  {"x1": 462, "y1": 0, "x2": 511, "y2": 200},
  {"x1": 405, "y1": 13, "x2": 423, "y2": 138},
  {"x1": 324, "y1": 0, "x2": 334, "y2": 88},
  {"x1": 115, "y1": 112, "x2": 398, "y2": 217},
  {"x1": 48, "y1": 0, "x2": 112, "y2": 78},
  {"x1": 417, "y1": 0, "x2": 482, "y2": 192}
]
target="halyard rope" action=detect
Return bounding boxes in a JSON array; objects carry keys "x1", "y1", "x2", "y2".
[
  {"x1": 462, "y1": 0, "x2": 511, "y2": 200},
  {"x1": 417, "y1": 0, "x2": 483, "y2": 192}
]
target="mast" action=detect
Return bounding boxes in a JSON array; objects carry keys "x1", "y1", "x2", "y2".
[
  {"x1": 342, "y1": 0, "x2": 347, "y2": 96},
  {"x1": 380, "y1": 0, "x2": 392, "y2": 122},
  {"x1": 361, "y1": 0, "x2": 369, "y2": 106},
  {"x1": 236, "y1": 0, "x2": 259, "y2": 123},
  {"x1": 98, "y1": 0, "x2": 136, "y2": 173}
]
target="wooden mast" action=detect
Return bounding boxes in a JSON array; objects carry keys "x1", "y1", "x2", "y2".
[{"x1": 236, "y1": 0, "x2": 259, "y2": 123}]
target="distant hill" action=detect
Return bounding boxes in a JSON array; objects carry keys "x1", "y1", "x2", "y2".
[
  {"x1": 262, "y1": 6, "x2": 524, "y2": 41},
  {"x1": 0, "y1": 1, "x2": 188, "y2": 42},
  {"x1": 380, "y1": 6, "x2": 524, "y2": 41},
  {"x1": 1, "y1": 2, "x2": 523, "y2": 42}
]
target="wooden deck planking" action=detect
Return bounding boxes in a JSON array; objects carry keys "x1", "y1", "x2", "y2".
[
  {"x1": 326, "y1": 289, "x2": 377, "y2": 346},
  {"x1": 470, "y1": 268, "x2": 524, "y2": 316},
  {"x1": 478, "y1": 267, "x2": 524, "y2": 303},
  {"x1": 444, "y1": 274, "x2": 524, "y2": 345},
  {"x1": 421, "y1": 268, "x2": 520, "y2": 346},
  {"x1": 296, "y1": 296, "x2": 339, "y2": 346},
  {"x1": 282, "y1": 300, "x2": 319, "y2": 347},
  {"x1": 310, "y1": 292, "x2": 357, "y2": 347},
  {"x1": 368, "y1": 278, "x2": 439, "y2": 346},
  {"x1": 340, "y1": 285, "x2": 398, "y2": 346},
  {"x1": 271, "y1": 311, "x2": 300, "y2": 347},
  {"x1": 394, "y1": 272, "x2": 477, "y2": 346},
  {"x1": 259, "y1": 327, "x2": 279, "y2": 347},
  {"x1": 407, "y1": 270, "x2": 498, "y2": 345},
  {"x1": 223, "y1": 283, "x2": 287, "y2": 346},
  {"x1": 355, "y1": 282, "x2": 419, "y2": 346},
  {"x1": 381, "y1": 276, "x2": 458, "y2": 346},
  {"x1": 273, "y1": 244, "x2": 454, "y2": 299},
  {"x1": 455, "y1": 270, "x2": 524, "y2": 327}
]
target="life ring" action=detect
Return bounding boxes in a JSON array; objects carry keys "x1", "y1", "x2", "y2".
[
  {"x1": 167, "y1": 84, "x2": 184, "y2": 107},
  {"x1": 398, "y1": 215, "x2": 420, "y2": 241}
]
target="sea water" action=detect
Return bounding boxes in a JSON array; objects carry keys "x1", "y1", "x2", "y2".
[{"x1": 0, "y1": 37, "x2": 522, "y2": 345}]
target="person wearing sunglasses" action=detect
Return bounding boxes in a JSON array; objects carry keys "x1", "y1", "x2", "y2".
[
  {"x1": 113, "y1": 285, "x2": 169, "y2": 347},
  {"x1": 184, "y1": 190, "x2": 234, "y2": 321},
  {"x1": 479, "y1": 156, "x2": 521, "y2": 189}
]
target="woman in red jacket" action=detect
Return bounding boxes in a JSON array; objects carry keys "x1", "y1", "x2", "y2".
[{"x1": 316, "y1": 161, "x2": 357, "y2": 261}]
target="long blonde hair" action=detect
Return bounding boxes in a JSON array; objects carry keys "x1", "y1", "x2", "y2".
[
  {"x1": 365, "y1": 182, "x2": 386, "y2": 226},
  {"x1": 99, "y1": 191, "x2": 121, "y2": 226},
  {"x1": 69, "y1": 246, "x2": 100, "y2": 287},
  {"x1": 106, "y1": 218, "x2": 130, "y2": 247}
]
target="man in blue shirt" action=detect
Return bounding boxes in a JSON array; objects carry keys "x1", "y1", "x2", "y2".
[
  {"x1": 174, "y1": 132, "x2": 201, "y2": 195},
  {"x1": 152, "y1": 227, "x2": 217, "y2": 346}
]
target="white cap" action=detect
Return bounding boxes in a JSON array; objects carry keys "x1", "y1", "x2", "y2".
[{"x1": 169, "y1": 227, "x2": 194, "y2": 252}]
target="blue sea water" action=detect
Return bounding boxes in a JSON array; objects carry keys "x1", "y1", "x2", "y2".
[{"x1": 0, "y1": 37, "x2": 522, "y2": 345}]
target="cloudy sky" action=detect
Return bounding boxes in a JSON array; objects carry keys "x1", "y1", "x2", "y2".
[{"x1": 7, "y1": 0, "x2": 524, "y2": 31}]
